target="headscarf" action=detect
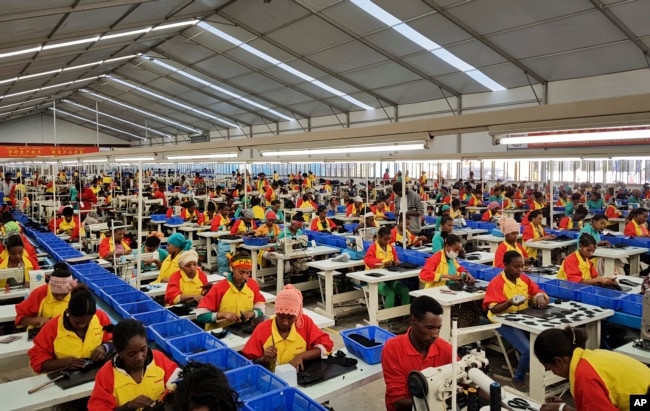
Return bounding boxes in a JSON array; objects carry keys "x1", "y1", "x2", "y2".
[
  {"x1": 230, "y1": 253, "x2": 253, "y2": 270},
  {"x1": 177, "y1": 250, "x2": 199, "y2": 268},
  {"x1": 49, "y1": 275, "x2": 77, "y2": 295},
  {"x1": 353, "y1": 196, "x2": 363, "y2": 203},
  {"x1": 274, "y1": 284, "x2": 304, "y2": 328},
  {"x1": 242, "y1": 209, "x2": 254, "y2": 219},
  {"x1": 441, "y1": 205, "x2": 450, "y2": 212},
  {"x1": 168, "y1": 233, "x2": 191, "y2": 251},
  {"x1": 4, "y1": 221, "x2": 20, "y2": 235},
  {"x1": 499, "y1": 217, "x2": 520, "y2": 235},
  {"x1": 265, "y1": 211, "x2": 277, "y2": 221},
  {"x1": 488, "y1": 201, "x2": 500, "y2": 210}
]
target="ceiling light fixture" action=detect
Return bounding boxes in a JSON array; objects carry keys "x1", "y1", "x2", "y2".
[
  {"x1": 145, "y1": 57, "x2": 294, "y2": 121},
  {"x1": 262, "y1": 143, "x2": 424, "y2": 157},
  {"x1": 107, "y1": 76, "x2": 239, "y2": 128},
  {"x1": 197, "y1": 22, "x2": 374, "y2": 111},
  {"x1": 350, "y1": 0, "x2": 505, "y2": 92},
  {"x1": 115, "y1": 157, "x2": 155, "y2": 162},
  {"x1": 80, "y1": 89, "x2": 201, "y2": 133},
  {"x1": 497, "y1": 128, "x2": 650, "y2": 145},
  {"x1": 62, "y1": 99, "x2": 172, "y2": 139},
  {"x1": 0, "y1": 76, "x2": 100, "y2": 101},
  {"x1": 60, "y1": 161, "x2": 78, "y2": 165},
  {"x1": 51, "y1": 108, "x2": 146, "y2": 141},
  {"x1": 166, "y1": 153, "x2": 238, "y2": 160},
  {"x1": 83, "y1": 159, "x2": 108, "y2": 163}
]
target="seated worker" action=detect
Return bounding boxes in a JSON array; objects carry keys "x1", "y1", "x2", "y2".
[
  {"x1": 267, "y1": 199, "x2": 285, "y2": 223},
  {"x1": 483, "y1": 251, "x2": 549, "y2": 392},
  {"x1": 465, "y1": 189, "x2": 483, "y2": 206},
  {"x1": 165, "y1": 197, "x2": 182, "y2": 218},
  {"x1": 557, "y1": 234, "x2": 618, "y2": 286},
  {"x1": 481, "y1": 201, "x2": 502, "y2": 222},
  {"x1": 153, "y1": 233, "x2": 192, "y2": 283},
  {"x1": 381, "y1": 296, "x2": 453, "y2": 411},
  {"x1": 153, "y1": 180, "x2": 167, "y2": 208},
  {"x1": 277, "y1": 212, "x2": 305, "y2": 241},
  {"x1": 265, "y1": 181, "x2": 279, "y2": 207},
  {"x1": 310, "y1": 205, "x2": 338, "y2": 232},
  {"x1": 98, "y1": 221, "x2": 132, "y2": 260},
  {"x1": 89, "y1": 319, "x2": 181, "y2": 410},
  {"x1": 522, "y1": 210, "x2": 556, "y2": 262},
  {"x1": 493, "y1": 218, "x2": 528, "y2": 268},
  {"x1": 564, "y1": 192, "x2": 582, "y2": 216},
  {"x1": 578, "y1": 214, "x2": 610, "y2": 247},
  {"x1": 587, "y1": 191, "x2": 604, "y2": 211},
  {"x1": 173, "y1": 362, "x2": 241, "y2": 411},
  {"x1": 364, "y1": 226, "x2": 410, "y2": 309},
  {"x1": 179, "y1": 201, "x2": 204, "y2": 224},
  {"x1": 230, "y1": 209, "x2": 257, "y2": 235},
  {"x1": 210, "y1": 203, "x2": 232, "y2": 232},
  {"x1": 431, "y1": 215, "x2": 453, "y2": 253},
  {"x1": 355, "y1": 210, "x2": 379, "y2": 233},
  {"x1": 559, "y1": 206, "x2": 588, "y2": 230},
  {"x1": 420, "y1": 234, "x2": 475, "y2": 289},
  {"x1": 372, "y1": 200, "x2": 389, "y2": 220},
  {"x1": 202, "y1": 201, "x2": 217, "y2": 226},
  {"x1": 196, "y1": 252, "x2": 266, "y2": 329},
  {"x1": 0, "y1": 234, "x2": 39, "y2": 285},
  {"x1": 164, "y1": 250, "x2": 209, "y2": 306},
  {"x1": 0, "y1": 219, "x2": 37, "y2": 258},
  {"x1": 48, "y1": 206, "x2": 82, "y2": 240},
  {"x1": 15, "y1": 263, "x2": 75, "y2": 329},
  {"x1": 28, "y1": 285, "x2": 113, "y2": 374},
  {"x1": 140, "y1": 234, "x2": 168, "y2": 272},
  {"x1": 250, "y1": 197, "x2": 266, "y2": 221},
  {"x1": 435, "y1": 205, "x2": 451, "y2": 231},
  {"x1": 603, "y1": 200, "x2": 622, "y2": 225},
  {"x1": 241, "y1": 285, "x2": 333, "y2": 370},
  {"x1": 255, "y1": 211, "x2": 281, "y2": 239},
  {"x1": 449, "y1": 199, "x2": 463, "y2": 222},
  {"x1": 391, "y1": 216, "x2": 427, "y2": 247},
  {"x1": 346, "y1": 196, "x2": 365, "y2": 217},
  {"x1": 624, "y1": 207, "x2": 649, "y2": 237},
  {"x1": 534, "y1": 327, "x2": 650, "y2": 411}
]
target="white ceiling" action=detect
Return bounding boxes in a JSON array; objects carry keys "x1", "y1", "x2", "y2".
[{"x1": 0, "y1": 0, "x2": 648, "y2": 141}]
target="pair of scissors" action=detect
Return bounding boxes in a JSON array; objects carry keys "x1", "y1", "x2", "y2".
[{"x1": 507, "y1": 397, "x2": 537, "y2": 411}]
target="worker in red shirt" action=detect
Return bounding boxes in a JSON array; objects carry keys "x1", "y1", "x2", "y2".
[
  {"x1": 493, "y1": 218, "x2": 528, "y2": 269},
  {"x1": 557, "y1": 234, "x2": 618, "y2": 286},
  {"x1": 153, "y1": 181, "x2": 167, "y2": 208},
  {"x1": 382, "y1": 296, "x2": 453, "y2": 411}
]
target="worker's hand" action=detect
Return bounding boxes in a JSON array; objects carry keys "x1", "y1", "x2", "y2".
[
  {"x1": 545, "y1": 396, "x2": 564, "y2": 404},
  {"x1": 598, "y1": 277, "x2": 617, "y2": 286},
  {"x1": 90, "y1": 345, "x2": 107, "y2": 362},
  {"x1": 126, "y1": 395, "x2": 157, "y2": 410},
  {"x1": 509, "y1": 295, "x2": 526, "y2": 306},
  {"x1": 601, "y1": 240, "x2": 611, "y2": 247},
  {"x1": 219, "y1": 311, "x2": 240, "y2": 323},
  {"x1": 190, "y1": 294, "x2": 203, "y2": 303},
  {"x1": 261, "y1": 346, "x2": 278, "y2": 363},
  {"x1": 63, "y1": 357, "x2": 88, "y2": 370},
  {"x1": 534, "y1": 294, "x2": 549, "y2": 308},
  {"x1": 290, "y1": 353, "x2": 306, "y2": 371},
  {"x1": 544, "y1": 234, "x2": 556, "y2": 240},
  {"x1": 464, "y1": 273, "x2": 476, "y2": 284},
  {"x1": 241, "y1": 311, "x2": 255, "y2": 322},
  {"x1": 374, "y1": 261, "x2": 384, "y2": 267},
  {"x1": 540, "y1": 402, "x2": 565, "y2": 411},
  {"x1": 144, "y1": 259, "x2": 156, "y2": 265},
  {"x1": 33, "y1": 317, "x2": 49, "y2": 327}
]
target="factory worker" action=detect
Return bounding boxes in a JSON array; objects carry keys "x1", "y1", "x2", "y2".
[
  {"x1": 164, "y1": 250, "x2": 209, "y2": 306},
  {"x1": 153, "y1": 233, "x2": 192, "y2": 283},
  {"x1": 493, "y1": 218, "x2": 528, "y2": 268}
]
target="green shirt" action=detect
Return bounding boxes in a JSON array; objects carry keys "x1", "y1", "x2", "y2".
[
  {"x1": 578, "y1": 224, "x2": 601, "y2": 245},
  {"x1": 432, "y1": 232, "x2": 444, "y2": 253}
]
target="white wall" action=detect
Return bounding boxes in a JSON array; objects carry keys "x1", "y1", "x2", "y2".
[{"x1": 0, "y1": 113, "x2": 128, "y2": 146}]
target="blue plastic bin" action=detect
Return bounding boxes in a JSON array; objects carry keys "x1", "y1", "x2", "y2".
[
  {"x1": 225, "y1": 365, "x2": 287, "y2": 402},
  {"x1": 579, "y1": 287, "x2": 626, "y2": 310},
  {"x1": 100, "y1": 284, "x2": 135, "y2": 301},
  {"x1": 244, "y1": 388, "x2": 327, "y2": 411},
  {"x1": 166, "y1": 333, "x2": 226, "y2": 366},
  {"x1": 116, "y1": 300, "x2": 162, "y2": 319},
  {"x1": 131, "y1": 310, "x2": 180, "y2": 341},
  {"x1": 149, "y1": 319, "x2": 204, "y2": 352},
  {"x1": 107, "y1": 291, "x2": 151, "y2": 310},
  {"x1": 186, "y1": 347, "x2": 251, "y2": 372},
  {"x1": 541, "y1": 280, "x2": 588, "y2": 301},
  {"x1": 620, "y1": 294, "x2": 643, "y2": 316},
  {"x1": 340, "y1": 325, "x2": 395, "y2": 365}
]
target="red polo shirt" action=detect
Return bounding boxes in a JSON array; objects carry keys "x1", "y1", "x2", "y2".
[{"x1": 381, "y1": 329, "x2": 453, "y2": 411}]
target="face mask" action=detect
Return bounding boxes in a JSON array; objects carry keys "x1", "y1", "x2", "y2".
[{"x1": 446, "y1": 250, "x2": 458, "y2": 259}]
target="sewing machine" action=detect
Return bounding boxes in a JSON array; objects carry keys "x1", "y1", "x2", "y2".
[
  {"x1": 409, "y1": 353, "x2": 490, "y2": 411},
  {"x1": 276, "y1": 235, "x2": 310, "y2": 257},
  {"x1": 358, "y1": 227, "x2": 378, "y2": 241},
  {"x1": 634, "y1": 292, "x2": 650, "y2": 350},
  {"x1": 345, "y1": 235, "x2": 364, "y2": 259}
]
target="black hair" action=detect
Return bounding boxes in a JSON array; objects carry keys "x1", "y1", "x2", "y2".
[
  {"x1": 529, "y1": 210, "x2": 543, "y2": 219},
  {"x1": 444, "y1": 233, "x2": 462, "y2": 247},
  {"x1": 451, "y1": 199, "x2": 460, "y2": 208},
  {"x1": 392, "y1": 182, "x2": 403, "y2": 194},
  {"x1": 271, "y1": 199, "x2": 281, "y2": 206},
  {"x1": 534, "y1": 327, "x2": 586, "y2": 365},
  {"x1": 207, "y1": 202, "x2": 216, "y2": 212},
  {"x1": 591, "y1": 214, "x2": 608, "y2": 223},
  {"x1": 410, "y1": 295, "x2": 443, "y2": 320},
  {"x1": 292, "y1": 211, "x2": 304, "y2": 221},
  {"x1": 578, "y1": 233, "x2": 597, "y2": 247},
  {"x1": 590, "y1": 192, "x2": 601, "y2": 200},
  {"x1": 503, "y1": 250, "x2": 523, "y2": 266},
  {"x1": 317, "y1": 205, "x2": 327, "y2": 213},
  {"x1": 378, "y1": 226, "x2": 391, "y2": 238},
  {"x1": 574, "y1": 206, "x2": 588, "y2": 218},
  {"x1": 439, "y1": 215, "x2": 454, "y2": 226},
  {"x1": 5, "y1": 233, "x2": 23, "y2": 250},
  {"x1": 145, "y1": 236, "x2": 161, "y2": 248},
  {"x1": 570, "y1": 193, "x2": 581, "y2": 201},
  {"x1": 174, "y1": 362, "x2": 241, "y2": 411},
  {"x1": 113, "y1": 319, "x2": 147, "y2": 352},
  {"x1": 51, "y1": 262, "x2": 72, "y2": 278},
  {"x1": 632, "y1": 207, "x2": 648, "y2": 219},
  {"x1": 61, "y1": 207, "x2": 74, "y2": 217},
  {"x1": 250, "y1": 197, "x2": 261, "y2": 206},
  {"x1": 67, "y1": 284, "x2": 97, "y2": 317}
]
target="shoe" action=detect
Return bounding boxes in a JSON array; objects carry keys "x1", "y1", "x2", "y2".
[{"x1": 511, "y1": 380, "x2": 528, "y2": 392}]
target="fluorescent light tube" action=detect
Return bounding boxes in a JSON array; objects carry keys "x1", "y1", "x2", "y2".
[
  {"x1": 498, "y1": 129, "x2": 650, "y2": 145},
  {"x1": 83, "y1": 159, "x2": 108, "y2": 163},
  {"x1": 60, "y1": 161, "x2": 78, "y2": 164},
  {"x1": 262, "y1": 143, "x2": 424, "y2": 157},
  {"x1": 0, "y1": 46, "x2": 42, "y2": 59},
  {"x1": 153, "y1": 20, "x2": 199, "y2": 31},
  {"x1": 101, "y1": 28, "x2": 152, "y2": 40},
  {"x1": 197, "y1": 22, "x2": 375, "y2": 111},
  {"x1": 167, "y1": 153, "x2": 238, "y2": 160},
  {"x1": 42, "y1": 36, "x2": 99, "y2": 50},
  {"x1": 115, "y1": 157, "x2": 155, "y2": 162},
  {"x1": 51, "y1": 108, "x2": 146, "y2": 141}
]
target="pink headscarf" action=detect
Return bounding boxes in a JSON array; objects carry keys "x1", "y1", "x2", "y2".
[
  {"x1": 274, "y1": 284, "x2": 304, "y2": 328},
  {"x1": 499, "y1": 217, "x2": 520, "y2": 235},
  {"x1": 49, "y1": 275, "x2": 77, "y2": 295}
]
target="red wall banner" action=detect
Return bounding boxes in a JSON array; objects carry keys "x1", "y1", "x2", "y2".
[{"x1": 0, "y1": 145, "x2": 100, "y2": 158}]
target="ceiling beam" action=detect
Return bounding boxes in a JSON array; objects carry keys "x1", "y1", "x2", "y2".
[
  {"x1": 151, "y1": 49, "x2": 311, "y2": 120},
  {"x1": 295, "y1": 0, "x2": 461, "y2": 97},
  {"x1": 420, "y1": 0, "x2": 547, "y2": 85},
  {"x1": 0, "y1": 0, "x2": 156, "y2": 23},
  {"x1": 588, "y1": 0, "x2": 650, "y2": 58},
  {"x1": 215, "y1": 11, "x2": 398, "y2": 107}
]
